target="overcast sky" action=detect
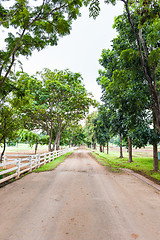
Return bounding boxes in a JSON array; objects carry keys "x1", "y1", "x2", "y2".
[{"x1": 19, "y1": 1, "x2": 124, "y2": 102}]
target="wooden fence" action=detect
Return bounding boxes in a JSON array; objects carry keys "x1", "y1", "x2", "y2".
[{"x1": 0, "y1": 148, "x2": 73, "y2": 185}]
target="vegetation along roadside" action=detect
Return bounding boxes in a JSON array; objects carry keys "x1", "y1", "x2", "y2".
[
  {"x1": 91, "y1": 150, "x2": 160, "y2": 185},
  {"x1": 33, "y1": 152, "x2": 73, "y2": 173}
]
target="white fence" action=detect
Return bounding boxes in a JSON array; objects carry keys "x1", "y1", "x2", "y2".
[{"x1": 0, "y1": 148, "x2": 73, "y2": 185}]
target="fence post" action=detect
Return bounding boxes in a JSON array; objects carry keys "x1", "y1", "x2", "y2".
[
  {"x1": 49, "y1": 152, "x2": 51, "y2": 162},
  {"x1": 29, "y1": 156, "x2": 32, "y2": 172},
  {"x1": 38, "y1": 154, "x2": 41, "y2": 168},
  {"x1": 3, "y1": 154, "x2": 6, "y2": 170},
  {"x1": 16, "y1": 158, "x2": 20, "y2": 179},
  {"x1": 44, "y1": 153, "x2": 47, "y2": 165},
  {"x1": 52, "y1": 151, "x2": 54, "y2": 161},
  {"x1": 35, "y1": 154, "x2": 39, "y2": 169}
]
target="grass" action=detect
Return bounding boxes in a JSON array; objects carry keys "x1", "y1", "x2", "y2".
[
  {"x1": 33, "y1": 152, "x2": 73, "y2": 172},
  {"x1": 0, "y1": 143, "x2": 48, "y2": 153},
  {"x1": 91, "y1": 150, "x2": 160, "y2": 183}
]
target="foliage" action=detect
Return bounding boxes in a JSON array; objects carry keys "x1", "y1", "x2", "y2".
[
  {"x1": 12, "y1": 69, "x2": 96, "y2": 150},
  {"x1": 18, "y1": 129, "x2": 49, "y2": 153},
  {"x1": 0, "y1": 106, "x2": 20, "y2": 143},
  {"x1": 0, "y1": 106, "x2": 20, "y2": 160},
  {"x1": 71, "y1": 125, "x2": 85, "y2": 146},
  {"x1": 37, "y1": 68, "x2": 96, "y2": 149},
  {"x1": 84, "y1": 111, "x2": 97, "y2": 147},
  {"x1": 93, "y1": 105, "x2": 111, "y2": 146},
  {"x1": 97, "y1": 11, "x2": 155, "y2": 146},
  {"x1": 0, "y1": 0, "x2": 92, "y2": 87},
  {"x1": 60, "y1": 124, "x2": 85, "y2": 146}
]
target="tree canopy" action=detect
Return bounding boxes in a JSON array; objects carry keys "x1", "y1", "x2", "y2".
[{"x1": 0, "y1": 0, "x2": 94, "y2": 87}]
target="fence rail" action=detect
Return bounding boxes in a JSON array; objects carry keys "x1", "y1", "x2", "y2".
[{"x1": 0, "y1": 147, "x2": 73, "y2": 185}]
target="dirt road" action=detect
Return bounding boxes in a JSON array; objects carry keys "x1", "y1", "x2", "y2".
[{"x1": 0, "y1": 149, "x2": 160, "y2": 240}]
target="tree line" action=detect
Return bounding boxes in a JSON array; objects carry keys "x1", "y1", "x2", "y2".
[
  {"x1": 85, "y1": 0, "x2": 160, "y2": 171},
  {"x1": 0, "y1": 68, "x2": 96, "y2": 160}
]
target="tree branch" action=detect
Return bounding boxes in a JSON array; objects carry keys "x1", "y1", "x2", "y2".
[
  {"x1": 0, "y1": 1, "x2": 74, "y2": 87},
  {"x1": 0, "y1": 28, "x2": 26, "y2": 88}
]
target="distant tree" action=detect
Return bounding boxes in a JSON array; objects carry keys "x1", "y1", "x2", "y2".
[
  {"x1": 84, "y1": 112, "x2": 98, "y2": 149},
  {"x1": 37, "y1": 69, "x2": 96, "y2": 150},
  {"x1": 19, "y1": 129, "x2": 49, "y2": 154},
  {"x1": 71, "y1": 125, "x2": 85, "y2": 146},
  {"x1": 60, "y1": 123, "x2": 85, "y2": 147},
  {"x1": 93, "y1": 106, "x2": 111, "y2": 153},
  {"x1": 12, "y1": 69, "x2": 96, "y2": 151}
]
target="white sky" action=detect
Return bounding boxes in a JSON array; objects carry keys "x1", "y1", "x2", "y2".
[{"x1": 18, "y1": 1, "x2": 124, "y2": 102}]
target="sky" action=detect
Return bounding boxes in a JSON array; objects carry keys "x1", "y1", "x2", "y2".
[{"x1": 19, "y1": 1, "x2": 124, "y2": 102}]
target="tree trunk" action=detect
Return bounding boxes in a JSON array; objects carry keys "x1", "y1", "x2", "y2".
[
  {"x1": 48, "y1": 125, "x2": 53, "y2": 152},
  {"x1": 0, "y1": 137, "x2": 6, "y2": 162},
  {"x1": 128, "y1": 137, "x2": 133, "y2": 163},
  {"x1": 35, "y1": 137, "x2": 38, "y2": 154},
  {"x1": 56, "y1": 135, "x2": 61, "y2": 150},
  {"x1": 53, "y1": 130, "x2": 62, "y2": 151},
  {"x1": 124, "y1": 1, "x2": 160, "y2": 133},
  {"x1": 107, "y1": 142, "x2": 109, "y2": 154},
  {"x1": 52, "y1": 134, "x2": 58, "y2": 151},
  {"x1": 153, "y1": 112, "x2": 159, "y2": 171},
  {"x1": 153, "y1": 142, "x2": 159, "y2": 171},
  {"x1": 102, "y1": 145, "x2": 105, "y2": 153},
  {"x1": 93, "y1": 143, "x2": 96, "y2": 149},
  {"x1": 100, "y1": 145, "x2": 102, "y2": 152},
  {"x1": 120, "y1": 134, "x2": 123, "y2": 158},
  {"x1": 69, "y1": 137, "x2": 73, "y2": 148}
]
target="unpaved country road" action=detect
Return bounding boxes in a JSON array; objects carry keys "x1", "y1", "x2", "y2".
[{"x1": 0, "y1": 149, "x2": 160, "y2": 240}]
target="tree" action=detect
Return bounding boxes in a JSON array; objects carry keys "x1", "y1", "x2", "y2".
[
  {"x1": 97, "y1": 14, "x2": 154, "y2": 163},
  {"x1": 109, "y1": 109, "x2": 126, "y2": 158},
  {"x1": 70, "y1": 125, "x2": 85, "y2": 146},
  {"x1": 0, "y1": 0, "x2": 92, "y2": 87},
  {"x1": 59, "y1": 123, "x2": 85, "y2": 147},
  {"x1": 91, "y1": 0, "x2": 160, "y2": 134},
  {"x1": 0, "y1": 106, "x2": 20, "y2": 161},
  {"x1": 38, "y1": 68, "x2": 96, "y2": 150},
  {"x1": 12, "y1": 69, "x2": 96, "y2": 151},
  {"x1": 19, "y1": 129, "x2": 49, "y2": 154},
  {"x1": 84, "y1": 111, "x2": 98, "y2": 148},
  {"x1": 93, "y1": 106, "x2": 111, "y2": 153},
  {"x1": 96, "y1": 105, "x2": 111, "y2": 153}
]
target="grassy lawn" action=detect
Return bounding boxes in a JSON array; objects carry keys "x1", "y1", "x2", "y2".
[
  {"x1": 91, "y1": 150, "x2": 160, "y2": 183},
  {"x1": 0, "y1": 143, "x2": 48, "y2": 153},
  {"x1": 34, "y1": 152, "x2": 73, "y2": 172}
]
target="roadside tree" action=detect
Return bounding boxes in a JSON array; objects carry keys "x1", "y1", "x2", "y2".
[
  {"x1": 12, "y1": 69, "x2": 96, "y2": 151},
  {"x1": 0, "y1": 0, "x2": 93, "y2": 87},
  {"x1": 0, "y1": 106, "x2": 20, "y2": 161}
]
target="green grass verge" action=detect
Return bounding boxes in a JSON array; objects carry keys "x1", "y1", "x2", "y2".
[
  {"x1": 33, "y1": 151, "x2": 73, "y2": 172},
  {"x1": 91, "y1": 151, "x2": 160, "y2": 183}
]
